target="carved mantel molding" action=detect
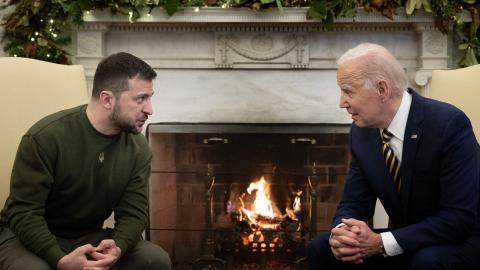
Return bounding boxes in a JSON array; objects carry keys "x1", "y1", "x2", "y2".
[{"x1": 75, "y1": 8, "x2": 455, "y2": 95}]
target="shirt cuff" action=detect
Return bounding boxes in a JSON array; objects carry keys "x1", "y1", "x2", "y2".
[
  {"x1": 329, "y1": 223, "x2": 346, "y2": 239},
  {"x1": 380, "y1": 232, "x2": 404, "y2": 257}
]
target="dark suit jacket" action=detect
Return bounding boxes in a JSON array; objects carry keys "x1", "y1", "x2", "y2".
[{"x1": 333, "y1": 89, "x2": 480, "y2": 253}]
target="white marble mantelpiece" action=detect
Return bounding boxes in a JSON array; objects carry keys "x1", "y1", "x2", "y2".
[{"x1": 75, "y1": 7, "x2": 453, "y2": 124}]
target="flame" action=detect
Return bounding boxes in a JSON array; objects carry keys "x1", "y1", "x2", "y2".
[
  {"x1": 293, "y1": 191, "x2": 302, "y2": 212},
  {"x1": 237, "y1": 176, "x2": 303, "y2": 247},
  {"x1": 240, "y1": 176, "x2": 280, "y2": 229},
  {"x1": 246, "y1": 176, "x2": 275, "y2": 218},
  {"x1": 285, "y1": 190, "x2": 302, "y2": 221}
]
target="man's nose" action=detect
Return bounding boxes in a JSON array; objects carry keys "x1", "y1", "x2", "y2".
[
  {"x1": 143, "y1": 99, "x2": 153, "y2": 115},
  {"x1": 339, "y1": 94, "x2": 348, "y2": 109}
]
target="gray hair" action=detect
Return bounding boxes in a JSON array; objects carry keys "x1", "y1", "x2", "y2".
[{"x1": 337, "y1": 43, "x2": 407, "y2": 96}]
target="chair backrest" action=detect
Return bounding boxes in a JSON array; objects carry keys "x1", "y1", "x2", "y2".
[
  {"x1": 0, "y1": 57, "x2": 89, "y2": 205},
  {"x1": 430, "y1": 64, "x2": 480, "y2": 142}
]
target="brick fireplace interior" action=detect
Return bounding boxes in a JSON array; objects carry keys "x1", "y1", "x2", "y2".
[{"x1": 147, "y1": 123, "x2": 350, "y2": 270}]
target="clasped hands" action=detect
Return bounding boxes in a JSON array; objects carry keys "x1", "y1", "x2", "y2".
[
  {"x1": 57, "y1": 239, "x2": 122, "y2": 270},
  {"x1": 329, "y1": 218, "x2": 383, "y2": 264}
]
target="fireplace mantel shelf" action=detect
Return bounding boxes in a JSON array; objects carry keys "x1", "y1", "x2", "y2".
[{"x1": 82, "y1": 7, "x2": 449, "y2": 24}]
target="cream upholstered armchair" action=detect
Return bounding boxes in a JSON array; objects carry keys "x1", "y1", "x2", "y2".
[
  {"x1": 0, "y1": 57, "x2": 89, "y2": 206},
  {"x1": 429, "y1": 64, "x2": 480, "y2": 142}
]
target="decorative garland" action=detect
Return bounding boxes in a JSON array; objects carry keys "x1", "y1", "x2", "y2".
[{"x1": 1, "y1": 0, "x2": 479, "y2": 66}]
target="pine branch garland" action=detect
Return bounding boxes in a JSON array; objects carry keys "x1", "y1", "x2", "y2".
[{"x1": 1, "y1": 0, "x2": 479, "y2": 66}]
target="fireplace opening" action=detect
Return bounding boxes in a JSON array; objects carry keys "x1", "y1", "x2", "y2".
[{"x1": 146, "y1": 123, "x2": 350, "y2": 270}]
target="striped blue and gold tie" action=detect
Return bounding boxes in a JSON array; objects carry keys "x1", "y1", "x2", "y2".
[{"x1": 382, "y1": 129, "x2": 401, "y2": 192}]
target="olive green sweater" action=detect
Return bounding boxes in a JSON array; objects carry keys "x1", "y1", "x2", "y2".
[{"x1": 0, "y1": 105, "x2": 152, "y2": 267}]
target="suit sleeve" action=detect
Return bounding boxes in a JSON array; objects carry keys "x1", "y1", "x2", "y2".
[
  {"x1": 393, "y1": 112, "x2": 480, "y2": 251},
  {"x1": 332, "y1": 131, "x2": 377, "y2": 227}
]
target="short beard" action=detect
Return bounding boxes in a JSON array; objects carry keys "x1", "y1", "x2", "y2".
[{"x1": 110, "y1": 103, "x2": 140, "y2": 134}]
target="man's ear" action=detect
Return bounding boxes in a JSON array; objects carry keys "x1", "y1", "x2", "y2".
[
  {"x1": 377, "y1": 80, "x2": 389, "y2": 101},
  {"x1": 99, "y1": 90, "x2": 115, "y2": 109}
]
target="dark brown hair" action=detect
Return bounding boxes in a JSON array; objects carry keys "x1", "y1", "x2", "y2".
[{"x1": 92, "y1": 52, "x2": 156, "y2": 98}]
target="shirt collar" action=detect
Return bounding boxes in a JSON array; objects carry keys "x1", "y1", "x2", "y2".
[{"x1": 384, "y1": 90, "x2": 412, "y2": 142}]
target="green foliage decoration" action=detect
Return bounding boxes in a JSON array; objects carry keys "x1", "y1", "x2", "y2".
[{"x1": 1, "y1": 0, "x2": 479, "y2": 66}]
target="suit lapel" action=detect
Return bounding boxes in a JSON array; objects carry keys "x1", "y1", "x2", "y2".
[{"x1": 400, "y1": 89, "x2": 424, "y2": 213}]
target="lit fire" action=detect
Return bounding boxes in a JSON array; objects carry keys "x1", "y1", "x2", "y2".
[
  {"x1": 240, "y1": 176, "x2": 280, "y2": 230},
  {"x1": 285, "y1": 190, "x2": 302, "y2": 222},
  {"x1": 237, "y1": 176, "x2": 302, "y2": 248}
]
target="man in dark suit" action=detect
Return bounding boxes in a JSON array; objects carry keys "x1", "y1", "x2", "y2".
[{"x1": 307, "y1": 43, "x2": 480, "y2": 269}]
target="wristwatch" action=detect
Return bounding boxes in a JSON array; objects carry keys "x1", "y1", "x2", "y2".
[{"x1": 379, "y1": 242, "x2": 387, "y2": 256}]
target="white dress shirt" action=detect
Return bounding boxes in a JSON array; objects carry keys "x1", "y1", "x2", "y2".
[{"x1": 379, "y1": 90, "x2": 412, "y2": 256}]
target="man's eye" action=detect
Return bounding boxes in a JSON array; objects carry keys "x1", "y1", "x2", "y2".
[{"x1": 342, "y1": 91, "x2": 353, "y2": 98}]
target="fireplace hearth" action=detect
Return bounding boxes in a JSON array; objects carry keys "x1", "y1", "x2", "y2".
[{"x1": 146, "y1": 123, "x2": 350, "y2": 270}]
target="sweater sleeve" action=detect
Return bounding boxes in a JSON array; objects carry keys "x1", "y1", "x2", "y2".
[
  {"x1": 5, "y1": 135, "x2": 67, "y2": 267},
  {"x1": 112, "y1": 143, "x2": 152, "y2": 255}
]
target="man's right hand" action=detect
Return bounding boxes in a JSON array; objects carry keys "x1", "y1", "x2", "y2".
[
  {"x1": 82, "y1": 239, "x2": 121, "y2": 270},
  {"x1": 57, "y1": 244, "x2": 97, "y2": 270},
  {"x1": 329, "y1": 224, "x2": 364, "y2": 264}
]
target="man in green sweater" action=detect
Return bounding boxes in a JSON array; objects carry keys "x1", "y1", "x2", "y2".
[{"x1": 0, "y1": 52, "x2": 171, "y2": 270}]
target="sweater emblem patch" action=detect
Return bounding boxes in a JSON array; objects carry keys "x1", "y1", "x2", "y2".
[{"x1": 99, "y1": 152, "x2": 105, "y2": 163}]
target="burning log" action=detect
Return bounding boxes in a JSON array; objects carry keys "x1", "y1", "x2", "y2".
[
  {"x1": 215, "y1": 174, "x2": 305, "y2": 270},
  {"x1": 253, "y1": 214, "x2": 283, "y2": 224}
]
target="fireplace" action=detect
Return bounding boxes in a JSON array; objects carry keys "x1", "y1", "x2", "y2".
[{"x1": 146, "y1": 123, "x2": 350, "y2": 270}]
